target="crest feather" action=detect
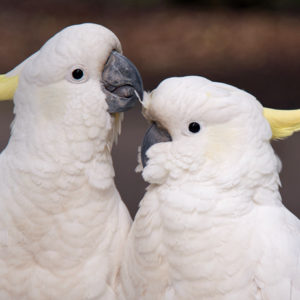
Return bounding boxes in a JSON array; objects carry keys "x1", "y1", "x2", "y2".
[
  {"x1": 263, "y1": 108, "x2": 300, "y2": 140},
  {"x1": 0, "y1": 75, "x2": 18, "y2": 101}
]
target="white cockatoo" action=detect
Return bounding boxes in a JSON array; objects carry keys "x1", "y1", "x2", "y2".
[
  {"x1": 120, "y1": 76, "x2": 300, "y2": 300},
  {"x1": 0, "y1": 23, "x2": 143, "y2": 299}
]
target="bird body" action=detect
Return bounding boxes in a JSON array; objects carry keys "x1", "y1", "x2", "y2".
[
  {"x1": 0, "y1": 98, "x2": 130, "y2": 299},
  {"x1": 123, "y1": 182, "x2": 300, "y2": 300},
  {"x1": 121, "y1": 76, "x2": 300, "y2": 300},
  {"x1": 0, "y1": 23, "x2": 143, "y2": 299}
]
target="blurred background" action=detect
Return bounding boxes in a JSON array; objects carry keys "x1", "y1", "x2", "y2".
[{"x1": 0, "y1": 0, "x2": 300, "y2": 218}]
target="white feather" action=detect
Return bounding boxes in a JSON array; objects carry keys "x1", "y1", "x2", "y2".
[
  {"x1": 0, "y1": 24, "x2": 131, "y2": 299},
  {"x1": 120, "y1": 76, "x2": 300, "y2": 300}
]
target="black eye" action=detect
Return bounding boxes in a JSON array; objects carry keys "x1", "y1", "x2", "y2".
[
  {"x1": 72, "y1": 69, "x2": 84, "y2": 80},
  {"x1": 188, "y1": 122, "x2": 201, "y2": 133}
]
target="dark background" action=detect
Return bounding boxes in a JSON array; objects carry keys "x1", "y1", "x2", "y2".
[{"x1": 0, "y1": 0, "x2": 300, "y2": 218}]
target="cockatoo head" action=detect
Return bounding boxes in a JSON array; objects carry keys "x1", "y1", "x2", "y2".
[
  {"x1": 140, "y1": 76, "x2": 300, "y2": 186},
  {"x1": 0, "y1": 23, "x2": 143, "y2": 150}
]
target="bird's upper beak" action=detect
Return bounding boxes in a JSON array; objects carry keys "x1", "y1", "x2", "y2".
[
  {"x1": 102, "y1": 51, "x2": 143, "y2": 113},
  {"x1": 141, "y1": 122, "x2": 172, "y2": 167}
]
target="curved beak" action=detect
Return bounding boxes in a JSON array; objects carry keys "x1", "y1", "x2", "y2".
[
  {"x1": 102, "y1": 51, "x2": 143, "y2": 113},
  {"x1": 141, "y1": 122, "x2": 172, "y2": 167}
]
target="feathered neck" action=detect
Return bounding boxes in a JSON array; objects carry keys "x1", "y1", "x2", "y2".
[
  {"x1": 1, "y1": 93, "x2": 124, "y2": 212},
  {"x1": 144, "y1": 138, "x2": 282, "y2": 212}
]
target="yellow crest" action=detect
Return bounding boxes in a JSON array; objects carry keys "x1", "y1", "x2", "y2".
[
  {"x1": 263, "y1": 108, "x2": 300, "y2": 140},
  {"x1": 0, "y1": 74, "x2": 19, "y2": 101}
]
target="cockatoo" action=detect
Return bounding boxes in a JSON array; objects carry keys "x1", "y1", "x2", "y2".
[
  {"x1": 120, "y1": 76, "x2": 300, "y2": 300},
  {"x1": 0, "y1": 23, "x2": 143, "y2": 300}
]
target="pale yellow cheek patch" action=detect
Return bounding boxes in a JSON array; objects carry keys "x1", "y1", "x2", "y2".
[
  {"x1": 0, "y1": 75, "x2": 19, "y2": 101},
  {"x1": 204, "y1": 126, "x2": 244, "y2": 163}
]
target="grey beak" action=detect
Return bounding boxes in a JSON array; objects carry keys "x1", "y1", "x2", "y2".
[
  {"x1": 102, "y1": 51, "x2": 143, "y2": 113},
  {"x1": 141, "y1": 122, "x2": 172, "y2": 167}
]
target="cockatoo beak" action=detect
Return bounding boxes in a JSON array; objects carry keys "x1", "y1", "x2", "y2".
[
  {"x1": 0, "y1": 74, "x2": 19, "y2": 101},
  {"x1": 263, "y1": 108, "x2": 300, "y2": 140},
  {"x1": 141, "y1": 122, "x2": 172, "y2": 167},
  {"x1": 102, "y1": 51, "x2": 143, "y2": 113}
]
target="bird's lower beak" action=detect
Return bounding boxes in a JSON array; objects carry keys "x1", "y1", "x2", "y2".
[
  {"x1": 141, "y1": 122, "x2": 172, "y2": 167},
  {"x1": 102, "y1": 51, "x2": 143, "y2": 113}
]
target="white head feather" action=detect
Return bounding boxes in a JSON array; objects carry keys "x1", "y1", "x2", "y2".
[
  {"x1": 8, "y1": 24, "x2": 123, "y2": 169},
  {"x1": 142, "y1": 76, "x2": 281, "y2": 204}
]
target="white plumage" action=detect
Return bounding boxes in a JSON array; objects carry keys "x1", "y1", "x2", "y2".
[
  {"x1": 0, "y1": 24, "x2": 133, "y2": 299},
  {"x1": 120, "y1": 76, "x2": 300, "y2": 300}
]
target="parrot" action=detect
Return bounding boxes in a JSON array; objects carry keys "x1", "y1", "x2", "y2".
[
  {"x1": 120, "y1": 76, "x2": 300, "y2": 300},
  {"x1": 0, "y1": 23, "x2": 143, "y2": 300}
]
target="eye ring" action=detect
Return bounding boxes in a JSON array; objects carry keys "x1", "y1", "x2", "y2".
[{"x1": 188, "y1": 122, "x2": 201, "y2": 133}]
